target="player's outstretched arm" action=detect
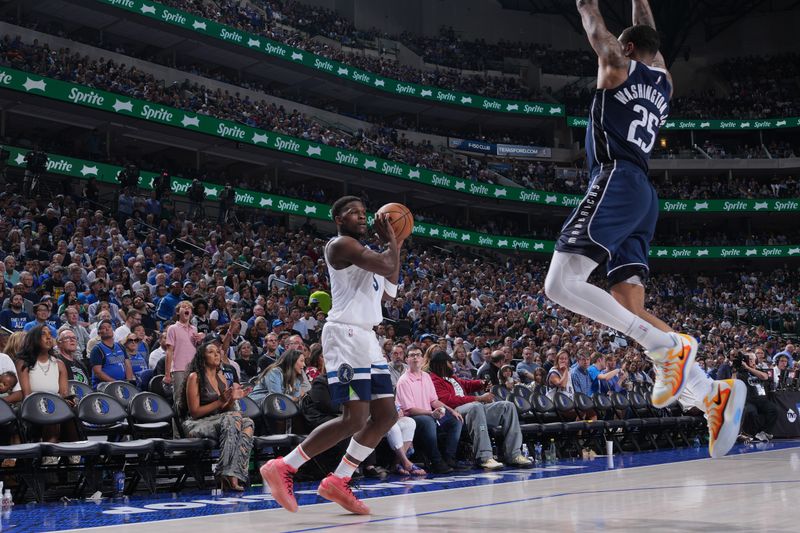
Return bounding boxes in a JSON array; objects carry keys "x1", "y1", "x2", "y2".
[
  {"x1": 576, "y1": 0, "x2": 626, "y2": 69},
  {"x1": 631, "y1": 0, "x2": 671, "y2": 80},
  {"x1": 631, "y1": 0, "x2": 657, "y2": 29}
]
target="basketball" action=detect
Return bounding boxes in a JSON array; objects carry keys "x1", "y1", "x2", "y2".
[{"x1": 376, "y1": 202, "x2": 414, "y2": 241}]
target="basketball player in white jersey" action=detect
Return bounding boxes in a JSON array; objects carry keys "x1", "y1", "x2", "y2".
[
  {"x1": 261, "y1": 195, "x2": 401, "y2": 515},
  {"x1": 544, "y1": 0, "x2": 745, "y2": 458}
]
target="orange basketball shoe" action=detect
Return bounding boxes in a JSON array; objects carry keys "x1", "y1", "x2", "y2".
[
  {"x1": 260, "y1": 457, "x2": 298, "y2": 512},
  {"x1": 704, "y1": 379, "x2": 747, "y2": 459},
  {"x1": 646, "y1": 332, "x2": 697, "y2": 408},
  {"x1": 317, "y1": 474, "x2": 371, "y2": 515}
]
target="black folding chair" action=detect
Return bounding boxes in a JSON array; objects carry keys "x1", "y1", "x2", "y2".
[
  {"x1": 530, "y1": 394, "x2": 566, "y2": 457},
  {"x1": 610, "y1": 392, "x2": 645, "y2": 451},
  {"x1": 77, "y1": 393, "x2": 156, "y2": 494},
  {"x1": 552, "y1": 393, "x2": 591, "y2": 457},
  {"x1": 104, "y1": 381, "x2": 140, "y2": 409},
  {"x1": 127, "y1": 392, "x2": 212, "y2": 491},
  {"x1": 148, "y1": 375, "x2": 171, "y2": 403},
  {"x1": 492, "y1": 385, "x2": 511, "y2": 401},
  {"x1": 0, "y1": 398, "x2": 41, "y2": 501},
  {"x1": 68, "y1": 380, "x2": 93, "y2": 403},
  {"x1": 19, "y1": 392, "x2": 102, "y2": 500}
]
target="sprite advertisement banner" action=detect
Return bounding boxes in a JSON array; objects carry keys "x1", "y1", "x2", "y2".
[
  {"x1": 6, "y1": 145, "x2": 800, "y2": 259},
  {"x1": 1, "y1": 65, "x2": 799, "y2": 214},
  {"x1": 94, "y1": 0, "x2": 563, "y2": 117},
  {"x1": 568, "y1": 116, "x2": 800, "y2": 131}
]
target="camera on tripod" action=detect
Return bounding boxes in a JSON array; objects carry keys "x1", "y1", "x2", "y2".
[
  {"x1": 24, "y1": 150, "x2": 48, "y2": 174},
  {"x1": 118, "y1": 164, "x2": 140, "y2": 190}
]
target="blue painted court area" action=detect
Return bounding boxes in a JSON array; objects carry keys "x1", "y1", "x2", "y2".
[{"x1": 3, "y1": 440, "x2": 800, "y2": 533}]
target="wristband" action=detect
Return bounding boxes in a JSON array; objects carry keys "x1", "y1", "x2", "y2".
[{"x1": 384, "y1": 280, "x2": 398, "y2": 298}]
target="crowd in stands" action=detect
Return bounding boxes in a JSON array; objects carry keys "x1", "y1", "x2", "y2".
[{"x1": 0, "y1": 177, "x2": 796, "y2": 477}]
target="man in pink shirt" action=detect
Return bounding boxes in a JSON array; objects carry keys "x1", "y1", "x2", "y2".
[
  {"x1": 395, "y1": 346, "x2": 463, "y2": 474},
  {"x1": 164, "y1": 301, "x2": 205, "y2": 402}
]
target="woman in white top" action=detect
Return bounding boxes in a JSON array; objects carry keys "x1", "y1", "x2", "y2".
[
  {"x1": 16, "y1": 325, "x2": 75, "y2": 459},
  {"x1": 547, "y1": 350, "x2": 575, "y2": 400}
]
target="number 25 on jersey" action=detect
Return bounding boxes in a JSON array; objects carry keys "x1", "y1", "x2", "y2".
[{"x1": 627, "y1": 104, "x2": 660, "y2": 154}]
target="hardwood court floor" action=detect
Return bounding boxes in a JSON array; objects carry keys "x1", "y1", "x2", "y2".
[{"x1": 11, "y1": 441, "x2": 800, "y2": 533}]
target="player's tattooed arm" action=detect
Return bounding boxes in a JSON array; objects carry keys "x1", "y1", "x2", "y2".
[
  {"x1": 576, "y1": 0, "x2": 626, "y2": 69},
  {"x1": 631, "y1": 0, "x2": 657, "y2": 29}
]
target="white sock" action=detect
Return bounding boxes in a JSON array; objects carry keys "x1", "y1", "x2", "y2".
[
  {"x1": 284, "y1": 445, "x2": 310, "y2": 470},
  {"x1": 544, "y1": 252, "x2": 674, "y2": 351},
  {"x1": 677, "y1": 365, "x2": 715, "y2": 413},
  {"x1": 333, "y1": 438, "x2": 374, "y2": 479}
]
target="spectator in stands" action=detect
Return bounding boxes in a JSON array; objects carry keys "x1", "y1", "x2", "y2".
[
  {"x1": 428, "y1": 350, "x2": 531, "y2": 468},
  {"x1": 257, "y1": 332, "x2": 280, "y2": 371},
  {"x1": 123, "y1": 333, "x2": 149, "y2": 385},
  {"x1": 114, "y1": 309, "x2": 140, "y2": 343},
  {"x1": 395, "y1": 346, "x2": 461, "y2": 474},
  {"x1": 516, "y1": 347, "x2": 539, "y2": 384},
  {"x1": 547, "y1": 350, "x2": 574, "y2": 399},
  {"x1": 59, "y1": 307, "x2": 90, "y2": 357},
  {"x1": 54, "y1": 329, "x2": 90, "y2": 385},
  {"x1": 164, "y1": 301, "x2": 205, "y2": 402},
  {"x1": 24, "y1": 302, "x2": 57, "y2": 337},
  {"x1": 304, "y1": 343, "x2": 324, "y2": 381},
  {"x1": 0, "y1": 293, "x2": 29, "y2": 332},
  {"x1": 148, "y1": 331, "x2": 168, "y2": 369},
  {"x1": 772, "y1": 353, "x2": 794, "y2": 389},
  {"x1": 386, "y1": 403, "x2": 426, "y2": 476},
  {"x1": 736, "y1": 351, "x2": 778, "y2": 442},
  {"x1": 499, "y1": 364, "x2": 521, "y2": 392},
  {"x1": 388, "y1": 343, "x2": 408, "y2": 387},
  {"x1": 235, "y1": 340, "x2": 258, "y2": 382},
  {"x1": 89, "y1": 319, "x2": 134, "y2": 388},
  {"x1": 477, "y1": 349, "x2": 504, "y2": 385},
  {"x1": 571, "y1": 352, "x2": 593, "y2": 396},
  {"x1": 16, "y1": 325, "x2": 75, "y2": 464},
  {"x1": 176, "y1": 341, "x2": 253, "y2": 492},
  {"x1": 156, "y1": 282, "x2": 183, "y2": 324},
  {"x1": 451, "y1": 344, "x2": 476, "y2": 379},
  {"x1": 249, "y1": 349, "x2": 310, "y2": 404},
  {"x1": 0, "y1": 350, "x2": 22, "y2": 405}
]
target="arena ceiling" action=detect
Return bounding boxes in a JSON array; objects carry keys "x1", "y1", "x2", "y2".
[{"x1": 499, "y1": 0, "x2": 800, "y2": 66}]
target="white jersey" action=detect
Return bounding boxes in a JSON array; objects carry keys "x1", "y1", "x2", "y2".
[{"x1": 325, "y1": 237, "x2": 384, "y2": 328}]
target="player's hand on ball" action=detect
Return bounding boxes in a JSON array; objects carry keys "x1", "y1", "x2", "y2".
[{"x1": 374, "y1": 213, "x2": 397, "y2": 245}]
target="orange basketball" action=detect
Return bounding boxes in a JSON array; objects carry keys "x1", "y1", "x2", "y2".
[{"x1": 376, "y1": 202, "x2": 414, "y2": 241}]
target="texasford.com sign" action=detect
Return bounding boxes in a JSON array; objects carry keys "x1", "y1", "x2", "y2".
[{"x1": 449, "y1": 138, "x2": 552, "y2": 159}]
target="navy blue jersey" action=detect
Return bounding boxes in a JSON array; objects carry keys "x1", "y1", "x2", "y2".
[{"x1": 585, "y1": 60, "x2": 671, "y2": 174}]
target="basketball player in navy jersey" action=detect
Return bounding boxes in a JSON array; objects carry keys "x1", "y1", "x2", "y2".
[
  {"x1": 261, "y1": 196, "x2": 401, "y2": 514},
  {"x1": 544, "y1": 0, "x2": 745, "y2": 458}
]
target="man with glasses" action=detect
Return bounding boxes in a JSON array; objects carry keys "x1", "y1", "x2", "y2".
[
  {"x1": 257, "y1": 332, "x2": 281, "y2": 371},
  {"x1": 55, "y1": 329, "x2": 90, "y2": 384},
  {"x1": 61, "y1": 307, "x2": 90, "y2": 357},
  {"x1": 396, "y1": 347, "x2": 462, "y2": 474}
]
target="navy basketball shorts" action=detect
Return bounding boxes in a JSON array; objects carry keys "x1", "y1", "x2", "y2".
[
  {"x1": 555, "y1": 160, "x2": 659, "y2": 285},
  {"x1": 322, "y1": 321, "x2": 394, "y2": 406}
]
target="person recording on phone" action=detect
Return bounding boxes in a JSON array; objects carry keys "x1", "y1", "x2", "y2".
[{"x1": 734, "y1": 351, "x2": 778, "y2": 441}]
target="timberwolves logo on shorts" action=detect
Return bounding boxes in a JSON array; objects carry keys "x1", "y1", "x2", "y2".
[{"x1": 338, "y1": 363, "x2": 355, "y2": 384}]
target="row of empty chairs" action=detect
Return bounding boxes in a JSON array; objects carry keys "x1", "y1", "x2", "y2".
[{"x1": 0, "y1": 380, "x2": 303, "y2": 502}]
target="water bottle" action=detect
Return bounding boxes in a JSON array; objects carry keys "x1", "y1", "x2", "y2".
[
  {"x1": 521, "y1": 444, "x2": 529, "y2": 459},
  {"x1": 534, "y1": 442, "x2": 543, "y2": 464},
  {"x1": 548, "y1": 438, "x2": 558, "y2": 463},
  {"x1": 692, "y1": 436, "x2": 701, "y2": 449},
  {"x1": 113, "y1": 470, "x2": 125, "y2": 496},
  {"x1": 1, "y1": 489, "x2": 11, "y2": 510}
]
